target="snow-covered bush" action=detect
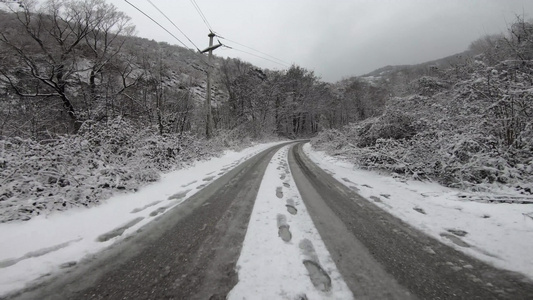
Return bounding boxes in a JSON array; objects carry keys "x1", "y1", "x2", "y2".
[
  {"x1": 354, "y1": 112, "x2": 419, "y2": 147},
  {"x1": 312, "y1": 48, "x2": 533, "y2": 193},
  {"x1": 0, "y1": 117, "x2": 236, "y2": 223},
  {"x1": 311, "y1": 129, "x2": 350, "y2": 150}
]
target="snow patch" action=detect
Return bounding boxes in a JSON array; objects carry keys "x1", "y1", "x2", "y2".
[
  {"x1": 0, "y1": 141, "x2": 286, "y2": 297},
  {"x1": 304, "y1": 143, "x2": 533, "y2": 280},
  {"x1": 228, "y1": 145, "x2": 353, "y2": 299}
]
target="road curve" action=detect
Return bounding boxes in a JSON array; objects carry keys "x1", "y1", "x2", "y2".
[
  {"x1": 6, "y1": 141, "x2": 533, "y2": 300},
  {"x1": 6, "y1": 142, "x2": 293, "y2": 300},
  {"x1": 289, "y1": 142, "x2": 533, "y2": 300}
]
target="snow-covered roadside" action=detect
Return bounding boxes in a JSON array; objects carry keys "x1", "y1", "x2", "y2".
[
  {"x1": 228, "y1": 145, "x2": 353, "y2": 300},
  {"x1": 0, "y1": 141, "x2": 286, "y2": 297},
  {"x1": 303, "y1": 143, "x2": 533, "y2": 280}
]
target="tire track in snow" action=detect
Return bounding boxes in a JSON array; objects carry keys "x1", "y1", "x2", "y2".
[{"x1": 228, "y1": 145, "x2": 353, "y2": 299}]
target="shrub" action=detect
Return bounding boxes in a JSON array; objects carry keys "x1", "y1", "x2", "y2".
[{"x1": 0, "y1": 117, "x2": 237, "y2": 223}]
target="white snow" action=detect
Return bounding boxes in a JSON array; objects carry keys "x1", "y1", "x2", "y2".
[
  {"x1": 228, "y1": 145, "x2": 354, "y2": 300},
  {"x1": 4, "y1": 140, "x2": 530, "y2": 298},
  {"x1": 0, "y1": 141, "x2": 286, "y2": 297},
  {"x1": 303, "y1": 143, "x2": 533, "y2": 280}
]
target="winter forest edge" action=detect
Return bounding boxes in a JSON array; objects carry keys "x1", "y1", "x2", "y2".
[{"x1": 1, "y1": 0, "x2": 532, "y2": 222}]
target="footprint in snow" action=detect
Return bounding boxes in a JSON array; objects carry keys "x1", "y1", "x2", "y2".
[
  {"x1": 413, "y1": 207, "x2": 426, "y2": 214},
  {"x1": 203, "y1": 176, "x2": 215, "y2": 182},
  {"x1": 131, "y1": 201, "x2": 162, "y2": 213},
  {"x1": 283, "y1": 182, "x2": 290, "y2": 188},
  {"x1": 277, "y1": 214, "x2": 292, "y2": 242},
  {"x1": 303, "y1": 260, "x2": 332, "y2": 292},
  {"x1": 286, "y1": 204, "x2": 297, "y2": 215},
  {"x1": 349, "y1": 185, "x2": 360, "y2": 192},
  {"x1": 276, "y1": 187, "x2": 283, "y2": 198},
  {"x1": 299, "y1": 239, "x2": 319, "y2": 262},
  {"x1": 149, "y1": 206, "x2": 167, "y2": 217},
  {"x1": 181, "y1": 180, "x2": 197, "y2": 187},
  {"x1": 299, "y1": 239, "x2": 331, "y2": 292},
  {"x1": 168, "y1": 190, "x2": 191, "y2": 201},
  {"x1": 446, "y1": 229, "x2": 468, "y2": 237},
  {"x1": 370, "y1": 196, "x2": 382, "y2": 203}
]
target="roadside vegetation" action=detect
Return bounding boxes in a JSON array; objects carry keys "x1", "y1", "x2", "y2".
[
  {"x1": 313, "y1": 16, "x2": 533, "y2": 193},
  {"x1": 0, "y1": 0, "x2": 335, "y2": 222},
  {"x1": 1, "y1": 0, "x2": 531, "y2": 222}
]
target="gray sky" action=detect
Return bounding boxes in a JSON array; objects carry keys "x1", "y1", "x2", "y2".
[{"x1": 110, "y1": 0, "x2": 533, "y2": 82}]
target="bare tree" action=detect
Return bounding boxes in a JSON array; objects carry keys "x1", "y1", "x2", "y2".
[
  {"x1": 83, "y1": 0, "x2": 134, "y2": 105},
  {"x1": 0, "y1": 0, "x2": 131, "y2": 132}
]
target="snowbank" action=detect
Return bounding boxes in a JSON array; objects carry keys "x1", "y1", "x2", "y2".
[
  {"x1": 229, "y1": 145, "x2": 353, "y2": 299},
  {"x1": 304, "y1": 143, "x2": 533, "y2": 280},
  {"x1": 0, "y1": 141, "x2": 285, "y2": 297}
]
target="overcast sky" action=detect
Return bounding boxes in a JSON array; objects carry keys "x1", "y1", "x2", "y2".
[{"x1": 110, "y1": 0, "x2": 533, "y2": 82}]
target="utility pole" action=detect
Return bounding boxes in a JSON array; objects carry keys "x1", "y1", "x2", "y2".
[{"x1": 201, "y1": 32, "x2": 222, "y2": 139}]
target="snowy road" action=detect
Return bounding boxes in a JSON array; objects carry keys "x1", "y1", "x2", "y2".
[
  {"x1": 6, "y1": 141, "x2": 292, "y2": 300},
  {"x1": 4, "y1": 142, "x2": 533, "y2": 299},
  {"x1": 291, "y1": 143, "x2": 533, "y2": 299}
]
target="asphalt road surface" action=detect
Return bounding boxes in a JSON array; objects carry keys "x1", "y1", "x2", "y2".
[
  {"x1": 289, "y1": 143, "x2": 533, "y2": 300},
  {"x1": 6, "y1": 142, "x2": 533, "y2": 300}
]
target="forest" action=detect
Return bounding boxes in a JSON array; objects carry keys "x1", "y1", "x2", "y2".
[
  {"x1": 313, "y1": 17, "x2": 533, "y2": 194},
  {"x1": 0, "y1": 0, "x2": 532, "y2": 222}
]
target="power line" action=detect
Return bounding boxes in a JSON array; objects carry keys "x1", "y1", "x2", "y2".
[
  {"x1": 185, "y1": 1, "x2": 289, "y2": 67},
  {"x1": 189, "y1": 0, "x2": 213, "y2": 32},
  {"x1": 124, "y1": 0, "x2": 189, "y2": 49},
  {"x1": 123, "y1": 0, "x2": 214, "y2": 69},
  {"x1": 125, "y1": 0, "x2": 289, "y2": 70},
  {"x1": 223, "y1": 45, "x2": 290, "y2": 68},
  {"x1": 146, "y1": 0, "x2": 201, "y2": 52},
  {"x1": 218, "y1": 36, "x2": 290, "y2": 66}
]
